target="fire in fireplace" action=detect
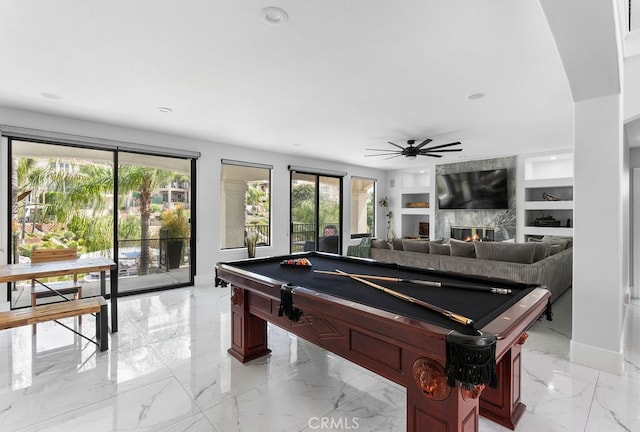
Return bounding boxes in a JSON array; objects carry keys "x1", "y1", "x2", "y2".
[{"x1": 450, "y1": 226, "x2": 495, "y2": 242}]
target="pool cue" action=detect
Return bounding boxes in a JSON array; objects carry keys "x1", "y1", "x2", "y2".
[
  {"x1": 314, "y1": 270, "x2": 511, "y2": 295},
  {"x1": 334, "y1": 269, "x2": 474, "y2": 327}
]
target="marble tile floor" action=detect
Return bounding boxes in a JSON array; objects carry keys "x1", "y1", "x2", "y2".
[{"x1": 0, "y1": 285, "x2": 638, "y2": 431}]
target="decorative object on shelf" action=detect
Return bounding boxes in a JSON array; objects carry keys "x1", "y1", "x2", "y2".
[
  {"x1": 366, "y1": 138, "x2": 462, "y2": 160},
  {"x1": 407, "y1": 202, "x2": 430, "y2": 208},
  {"x1": 531, "y1": 215, "x2": 561, "y2": 227},
  {"x1": 245, "y1": 231, "x2": 258, "y2": 258},
  {"x1": 542, "y1": 192, "x2": 568, "y2": 201},
  {"x1": 379, "y1": 196, "x2": 395, "y2": 241},
  {"x1": 419, "y1": 222, "x2": 430, "y2": 237}
]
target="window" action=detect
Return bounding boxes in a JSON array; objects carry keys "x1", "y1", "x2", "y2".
[
  {"x1": 220, "y1": 161, "x2": 271, "y2": 249},
  {"x1": 350, "y1": 177, "x2": 376, "y2": 238}
]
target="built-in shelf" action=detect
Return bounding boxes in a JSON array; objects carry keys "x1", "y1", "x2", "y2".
[
  {"x1": 523, "y1": 226, "x2": 574, "y2": 237},
  {"x1": 396, "y1": 171, "x2": 433, "y2": 239},
  {"x1": 523, "y1": 201, "x2": 574, "y2": 210},
  {"x1": 521, "y1": 174, "x2": 574, "y2": 239}
]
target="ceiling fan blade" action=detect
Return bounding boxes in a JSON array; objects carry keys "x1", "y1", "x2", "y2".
[
  {"x1": 426, "y1": 153, "x2": 443, "y2": 158},
  {"x1": 413, "y1": 138, "x2": 432, "y2": 150},
  {"x1": 366, "y1": 148, "x2": 400, "y2": 152},
  {"x1": 420, "y1": 148, "x2": 463, "y2": 154},
  {"x1": 423, "y1": 141, "x2": 461, "y2": 151},
  {"x1": 384, "y1": 154, "x2": 403, "y2": 160},
  {"x1": 387, "y1": 141, "x2": 406, "y2": 150},
  {"x1": 365, "y1": 152, "x2": 402, "y2": 157}
]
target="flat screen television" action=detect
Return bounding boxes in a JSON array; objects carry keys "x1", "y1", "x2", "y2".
[{"x1": 436, "y1": 169, "x2": 508, "y2": 209}]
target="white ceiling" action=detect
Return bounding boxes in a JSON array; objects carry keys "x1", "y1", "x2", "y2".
[{"x1": 0, "y1": 1, "x2": 576, "y2": 170}]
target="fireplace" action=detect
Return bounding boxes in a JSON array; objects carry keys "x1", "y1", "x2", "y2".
[{"x1": 450, "y1": 226, "x2": 495, "y2": 242}]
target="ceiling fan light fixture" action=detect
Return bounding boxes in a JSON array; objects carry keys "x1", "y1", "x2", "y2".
[{"x1": 366, "y1": 138, "x2": 463, "y2": 160}]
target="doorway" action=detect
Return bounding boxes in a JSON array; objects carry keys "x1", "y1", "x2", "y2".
[{"x1": 290, "y1": 172, "x2": 342, "y2": 254}]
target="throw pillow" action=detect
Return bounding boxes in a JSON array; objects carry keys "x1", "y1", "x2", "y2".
[
  {"x1": 402, "y1": 240, "x2": 430, "y2": 254},
  {"x1": 542, "y1": 235, "x2": 572, "y2": 249},
  {"x1": 392, "y1": 238, "x2": 404, "y2": 251},
  {"x1": 371, "y1": 239, "x2": 390, "y2": 249},
  {"x1": 429, "y1": 243, "x2": 451, "y2": 255},
  {"x1": 474, "y1": 242, "x2": 537, "y2": 264},
  {"x1": 449, "y1": 239, "x2": 476, "y2": 258},
  {"x1": 549, "y1": 244, "x2": 564, "y2": 255},
  {"x1": 532, "y1": 241, "x2": 551, "y2": 262}
]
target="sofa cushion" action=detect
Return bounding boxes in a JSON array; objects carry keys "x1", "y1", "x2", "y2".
[
  {"x1": 371, "y1": 239, "x2": 390, "y2": 249},
  {"x1": 449, "y1": 239, "x2": 476, "y2": 258},
  {"x1": 402, "y1": 239, "x2": 430, "y2": 253},
  {"x1": 532, "y1": 241, "x2": 551, "y2": 262},
  {"x1": 474, "y1": 241, "x2": 536, "y2": 264},
  {"x1": 430, "y1": 243, "x2": 451, "y2": 255},
  {"x1": 392, "y1": 238, "x2": 404, "y2": 251}
]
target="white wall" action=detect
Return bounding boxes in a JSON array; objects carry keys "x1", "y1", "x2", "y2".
[
  {"x1": 0, "y1": 107, "x2": 388, "y2": 302},
  {"x1": 571, "y1": 93, "x2": 626, "y2": 374}
]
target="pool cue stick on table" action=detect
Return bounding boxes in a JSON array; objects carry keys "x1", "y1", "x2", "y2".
[
  {"x1": 334, "y1": 269, "x2": 474, "y2": 327},
  {"x1": 314, "y1": 270, "x2": 511, "y2": 295}
]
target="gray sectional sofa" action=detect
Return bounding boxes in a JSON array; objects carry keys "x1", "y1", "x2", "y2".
[{"x1": 370, "y1": 237, "x2": 572, "y2": 303}]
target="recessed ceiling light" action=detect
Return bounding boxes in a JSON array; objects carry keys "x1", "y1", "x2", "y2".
[
  {"x1": 550, "y1": 156, "x2": 557, "y2": 160},
  {"x1": 41, "y1": 92, "x2": 61, "y2": 100},
  {"x1": 467, "y1": 92, "x2": 485, "y2": 100},
  {"x1": 262, "y1": 7, "x2": 288, "y2": 25},
  {"x1": 157, "y1": 107, "x2": 173, "y2": 113}
]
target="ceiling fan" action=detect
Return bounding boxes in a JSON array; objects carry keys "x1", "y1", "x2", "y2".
[{"x1": 366, "y1": 138, "x2": 462, "y2": 160}]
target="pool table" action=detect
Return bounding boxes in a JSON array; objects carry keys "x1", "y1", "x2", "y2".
[{"x1": 215, "y1": 252, "x2": 550, "y2": 432}]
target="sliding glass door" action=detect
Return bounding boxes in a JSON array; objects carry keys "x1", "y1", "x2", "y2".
[
  {"x1": 9, "y1": 140, "x2": 115, "y2": 308},
  {"x1": 8, "y1": 139, "x2": 195, "y2": 307},
  {"x1": 117, "y1": 152, "x2": 192, "y2": 293},
  {"x1": 290, "y1": 172, "x2": 342, "y2": 254}
]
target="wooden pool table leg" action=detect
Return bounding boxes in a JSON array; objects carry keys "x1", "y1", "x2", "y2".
[
  {"x1": 479, "y1": 335, "x2": 527, "y2": 430},
  {"x1": 406, "y1": 356, "x2": 480, "y2": 432},
  {"x1": 227, "y1": 287, "x2": 272, "y2": 363}
]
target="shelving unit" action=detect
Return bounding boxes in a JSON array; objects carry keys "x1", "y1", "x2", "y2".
[
  {"x1": 522, "y1": 177, "x2": 573, "y2": 238},
  {"x1": 398, "y1": 172, "x2": 433, "y2": 239},
  {"x1": 517, "y1": 153, "x2": 574, "y2": 241}
]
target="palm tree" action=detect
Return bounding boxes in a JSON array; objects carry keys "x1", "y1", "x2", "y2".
[{"x1": 118, "y1": 165, "x2": 173, "y2": 275}]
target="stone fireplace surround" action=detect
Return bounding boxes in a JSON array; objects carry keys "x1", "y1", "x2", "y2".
[{"x1": 435, "y1": 156, "x2": 517, "y2": 242}]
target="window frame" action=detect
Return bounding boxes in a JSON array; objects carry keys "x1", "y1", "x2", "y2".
[
  {"x1": 350, "y1": 176, "x2": 376, "y2": 239},
  {"x1": 220, "y1": 160, "x2": 272, "y2": 250}
]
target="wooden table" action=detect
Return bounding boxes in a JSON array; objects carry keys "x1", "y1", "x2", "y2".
[
  {"x1": 0, "y1": 257, "x2": 119, "y2": 332},
  {"x1": 216, "y1": 252, "x2": 551, "y2": 431}
]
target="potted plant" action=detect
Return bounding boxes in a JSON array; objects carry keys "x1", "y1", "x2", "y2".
[
  {"x1": 379, "y1": 196, "x2": 394, "y2": 241},
  {"x1": 160, "y1": 205, "x2": 189, "y2": 269}
]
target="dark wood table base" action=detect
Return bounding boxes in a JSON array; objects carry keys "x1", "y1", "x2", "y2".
[{"x1": 227, "y1": 285, "x2": 533, "y2": 432}]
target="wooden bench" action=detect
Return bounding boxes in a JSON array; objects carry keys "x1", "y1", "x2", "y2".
[
  {"x1": 30, "y1": 248, "x2": 82, "y2": 333},
  {"x1": 0, "y1": 297, "x2": 108, "y2": 351}
]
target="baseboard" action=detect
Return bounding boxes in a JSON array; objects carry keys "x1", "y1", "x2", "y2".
[
  {"x1": 570, "y1": 339, "x2": 624, "y2": 375},
  {"x1": 194, "y1": 272, "x2": 218, "y2": 286}
]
